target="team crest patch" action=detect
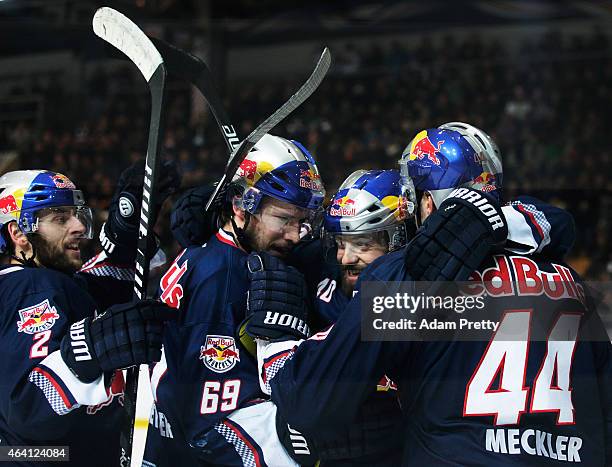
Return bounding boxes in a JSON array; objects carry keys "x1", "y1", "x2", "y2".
[
  {"x1": 17, "y1": 299, "x2": 60, "y2": 334},
  {"x1": 199, "y1": 335, "x2": 240, "y2": 373}
]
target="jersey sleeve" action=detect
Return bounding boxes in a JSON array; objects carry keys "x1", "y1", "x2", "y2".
[
  {"x1": 265, "y1": 291, "x2": 409, "y2": 436},
  {"x1": 75, "y1": 251, "x2": 135, "y2": 310},
  {"x1": 0, "y1": 274, "x2": 114, "y2": 441},
  {"x1": 261, "y1": 249, "x2": 411, "y2": 436},
  {"x1": 503, "y1": 196, "x2": 575, "y2": 259}
]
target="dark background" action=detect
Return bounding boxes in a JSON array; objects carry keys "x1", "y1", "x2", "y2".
[{"x1": 0, "y1": 0, "x2": 610, "y2": 279}]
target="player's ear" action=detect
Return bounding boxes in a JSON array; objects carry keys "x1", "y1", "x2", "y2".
[
  {"x1": 231, "y1": 196, "x2": 247, "y2": 223},
  {"x1": 7, "y1": 221, "x2": 31, "y2": 252},
  {"x1": 420, "y1": 192, "x2": 436, "y2": 223}
]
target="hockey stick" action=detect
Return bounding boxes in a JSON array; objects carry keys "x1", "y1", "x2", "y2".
[
  {"x1": 149, "y1": 37, "x2": 240, "y2": 154},
  {"x1": 204, "y1": 47, "x2": 331, "y2": 211},
  {"x1": 148, "y1": 38, "x2": 331, "y2": 213},
  {"x1": 92, "y1": 7, "x2": 166, "y2": 467}
]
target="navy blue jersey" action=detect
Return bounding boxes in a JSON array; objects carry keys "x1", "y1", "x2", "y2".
[
  {"x1": 261, "y1": 200, "x2": 611, "y2": 466},
  {"x1": 148, "y1": 230, "x2": 290, "y2": 465},
  {"x1": 291, "y1": 241, "x2": 403, "y2": 465},
  {"x1": 0, "y1": 265, "x2": 123, "y2": 467}
]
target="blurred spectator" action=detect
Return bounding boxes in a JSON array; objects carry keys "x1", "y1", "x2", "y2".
[{"x1": 1, "y1": 26, "x2": 610, "y2": 279}]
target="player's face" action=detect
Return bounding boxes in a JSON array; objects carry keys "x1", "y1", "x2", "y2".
[
  {"x1": 31, "y1": 207, "x2": 88, "y2": 273},
  {"x1": 247, "y1": 198, "x2": 309, "y2": 259},
  {"x1": 335, "y1": 233, "x2": 387, "y2": 295}
]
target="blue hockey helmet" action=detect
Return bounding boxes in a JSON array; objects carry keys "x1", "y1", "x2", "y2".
[
  {"x1": 399, "y1": 122, "x2": 503, "y2": 209},
  {"x1": 0, "y1": 170, "x2": 93, "y2": 253},
  {"x1": 232, "y1": 134, "x2": 326, "y2": 214},
  {"x1": 324, "y1": 169, "x2": 412, "y2": 251}
]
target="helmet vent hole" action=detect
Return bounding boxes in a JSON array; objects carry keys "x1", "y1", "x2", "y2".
[
  {"x1": 369, "y1": 217, "x2": 382, "y2": 224},
  {"x1": 366, "y1": 205, "x2": 379, "y2": 212},
  {"x1": 473, "y1": 134, "x2": 485, "y2": 147},
  {"x1": 269, "y1": 180, "x2": 285, "y2": 192}
]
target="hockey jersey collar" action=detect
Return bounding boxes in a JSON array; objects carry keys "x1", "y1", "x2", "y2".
[{"x1": 216, "y1": 228, "x2": 240, "y2": 249}]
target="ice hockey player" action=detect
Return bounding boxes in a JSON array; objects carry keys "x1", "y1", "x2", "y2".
[
  {"x1": 246, "y1": 122, "x2": 611, "y2": 465},
  {"x1": 144, "y1": 134, "x2": 325, "y2": 466},
  {"x1": 298, "y1": 169, "x2": 408, "y2": 465},
  {"x1": 0, "y1": 168, "x2": 177, "y2": 466}
]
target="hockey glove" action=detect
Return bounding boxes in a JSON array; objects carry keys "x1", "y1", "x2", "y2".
[
  {"x1": 60, "y1": 299, "x2": 175, "y2": 383},
  {"x1": 170, "y1": 182, "x2": 219, "y2": 248},
  {"x1": 405, "y1": 187, "x2": 508, "y2": 282},
  {"x1": 241, "y1": 252, "x2": 311, "y2": 343},
  {"x1": 275, "y1": 414, "x2": 319, "y2": 466},
  {"x1": 100, "y1": 159, "x2": 181, "y2": 262}
]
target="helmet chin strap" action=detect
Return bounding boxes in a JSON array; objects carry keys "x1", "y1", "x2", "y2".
[
  {"x1": 230, "y1": 212, "x2": 253, "y2": 253},
  {"x1": 12, "y1": 245, "x2": 37, "y2": 268}
]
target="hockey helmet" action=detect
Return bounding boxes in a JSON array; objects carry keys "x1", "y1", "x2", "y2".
[
  {"x1": 399, "y1": 122, "x2": 503, "y2": 208},
  {"x1": 232, "y1": 134, "x2": 325, "y2": 214},
  {"x1": 0, "y1": 170, "x2": 93, "y2": 253},
  {"x1": 324, "y1": 169, "x2": 411, "y2": 251}
]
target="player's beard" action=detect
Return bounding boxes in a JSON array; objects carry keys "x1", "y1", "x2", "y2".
[
  {"x1": 244, "y1": 220, "x2": 293, "y2": 259},
  {"x1": 340, "y1": 265, "x2": 365, "y2": 296},
  {"x1": 29, "y1": 234, "x2": 82, "y2": 274}
]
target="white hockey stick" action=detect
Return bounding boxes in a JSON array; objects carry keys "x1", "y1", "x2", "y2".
[{"x1": 93, "y1": 7, "x2": 166, "y2": 467}]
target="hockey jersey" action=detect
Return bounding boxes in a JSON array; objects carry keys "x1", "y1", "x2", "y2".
[
  {"x1": 289, "y1": 240, "x2": 403, "y2": 465},
  {"x1": 260, "y1": 199, "x2": 611, "y2": 466},
  {"x1": 147, "y1": 229, "x2": 296, "y2": 466},
  {"x1": 0, "y1": 265, "x2": 124, "y2": 467}
]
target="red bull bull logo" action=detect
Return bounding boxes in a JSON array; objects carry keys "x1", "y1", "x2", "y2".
[
  {"x1": 473, "y1": 172, "x2": 497, "y2": 193},
  {"x1": 237, "y1": 159, "x2": 258, "y2": 183},
  {"x1": 376, "y1": 375, "x2": 398, "y2": 392},
  {"x1": 409, "y1": 130, "x2": 444, "y2": 166},
  {"x1": 199, "y1": 335, "x2": 240, "y2": 373},
  {"x1": 329, "y1": 195, "x2": 356, "y2": 217},
  {"x1": 0, "y1": 195, "x2": 18, "y2": 215},
  {"x1": 299, "y1": 168, "x2": 322, "y2": 190},
  {"x1": 17, "y1": 299, "x2": 60, "y2": 334},
  {"x1": 473, "y1": 172, "x2": 493, "y2": 184},
  {"x1": 52, "y1": 174, "x2": 76, "y2": 189}
]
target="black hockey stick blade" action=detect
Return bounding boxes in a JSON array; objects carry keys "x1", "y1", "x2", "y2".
[
  {"x1": 149, "y1": 37, "x2": 240, "y2": 154},
  {"x1": 93, "y1": 7, "x2": 167, "y2": 467},
  {"x1": 204, "y1": 47, "x2": 332, "y2": 212}
]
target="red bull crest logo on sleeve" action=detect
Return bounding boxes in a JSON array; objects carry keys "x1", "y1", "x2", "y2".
[
  {"x1": 0, "y1": 195, "x2": 19, "y2": 215},
  {"x1": 199, "y1": 335, "x2": 240, "y2": 373},
  {"x1": 17, "y1": 299, "x2": 60, "y2": 334},
  {"x1": 329, "y1": 196, "x2": 356, "y2": 217},
  {"x1": 409, "y1": 130, "x2": 444, "y2": 166},
  {"x1": 299, "y1": 168, "x2": 322, "y2": 190}
]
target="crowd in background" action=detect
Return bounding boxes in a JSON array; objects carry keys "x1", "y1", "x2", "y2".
[{"x1": 1, "y1": 27, "x2": 610, "y2": 279}]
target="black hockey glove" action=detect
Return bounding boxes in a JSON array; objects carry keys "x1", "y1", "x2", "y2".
[
  {"x1": 242, "y1": 252, "x2": 311, "y2": 342},
  {"x1": 60, "y1": 299, "x2": 175, "y2": 383},
  {"x1": 405, "y1": 187, "x2": 508, "y2": 281},
  {"x1": 100, "y1": 159, "x2": 181, "y2": 262},
  {"x1": 170, "y1": 182, "x2": 219, "y2": 248},
  {"x1": 275, "y1": 414, "x2": 319, "y2": 466}
]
